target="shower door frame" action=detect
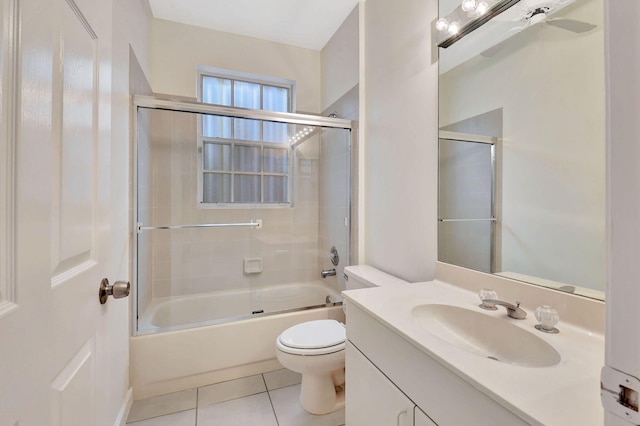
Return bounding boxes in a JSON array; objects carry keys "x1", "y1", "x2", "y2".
[
  {"x1": 131, "y1": 95, "x2": 355, "y2": 336},
  {"x1": 438, "y1": 130, "x2": 499, "y2": 273}
]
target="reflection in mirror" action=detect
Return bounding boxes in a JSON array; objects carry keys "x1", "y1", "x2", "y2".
[
  {"x1": 438, "y1": 133, "x2": 496, "y2": 274},
  {"x1": 438, "y1": 0, "x2": 605, "y2": 300}
]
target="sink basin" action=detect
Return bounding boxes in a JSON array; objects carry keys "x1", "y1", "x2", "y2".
[{"x1": 410, "y1": 304, "x2": 561, "y2": 367}]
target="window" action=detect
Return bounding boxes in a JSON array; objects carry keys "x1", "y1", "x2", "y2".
[{"x1": 197, "y1": 67, "x2": 295, "y2": 206}]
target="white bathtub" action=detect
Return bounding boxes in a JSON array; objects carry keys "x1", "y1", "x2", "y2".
[
  {"x1": 131, "y1": 281, "x2": 345, "y2": 399},
  {"x1": 138, "y1": 281, "x2": 342, "y2": 333}
]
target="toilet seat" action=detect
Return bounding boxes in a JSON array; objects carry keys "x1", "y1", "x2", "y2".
[{"x1": 277, "y1": 320, "x2": 346, "y2": 356}]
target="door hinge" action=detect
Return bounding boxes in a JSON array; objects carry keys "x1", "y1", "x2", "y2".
[{"x1": 601, "y1": 366, "x2": 640, "y2": 424}]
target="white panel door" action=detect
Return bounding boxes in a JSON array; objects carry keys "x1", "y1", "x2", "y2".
[
  {"x1": 0, "y1": 0, "x2": 123, "y2": 424},
  {"x1": 602, "y1": 1, "x2": 640, "y2": 425},
  {"x1": 415, "y1": 407, "x2": 438, "y2": 426}
]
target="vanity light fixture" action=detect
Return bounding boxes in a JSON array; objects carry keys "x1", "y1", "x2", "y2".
[
  {"x1": 435, "y1": 17, "x2": 449, "y2": 31},
  {"x1": 461, "y1": 0, "x2": 479, "y2": 12},
  {"x1": 448, "y1": 21, "x2": 461, "y2": 35},
  {"x1": 476, "y1": 1, "x2": 490, "y2": 15},
  {"x1": 436, "y1": 0, "x2": 522, "y2": 48}
]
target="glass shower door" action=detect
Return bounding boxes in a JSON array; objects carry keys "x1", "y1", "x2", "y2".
[
  {"x1": 247, "y1": 123, "x2": 352, "y2": 315},
  {"x1": 134, "y1": 97, "x2": 353, "y2": 335},
  {"x1": 136, "y1": 107, "x2": 258, "y2": 334},
  {"x1": 318, "y1": 126, "x2": 352, "y2": 296}
]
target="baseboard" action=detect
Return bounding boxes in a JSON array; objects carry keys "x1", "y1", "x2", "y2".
[
  {"x1": 133, "y1": 358, "x2": 282, "y2": 400},
  {"x1": 114, "y1": 387, "x2": 133, "y2": 426}
]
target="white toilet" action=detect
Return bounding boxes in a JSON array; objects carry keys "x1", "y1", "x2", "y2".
[{"x1": 275, "y1": 265, "x2": 408, "y2": 415}]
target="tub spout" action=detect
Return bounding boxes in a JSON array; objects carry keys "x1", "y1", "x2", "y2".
[{"x1": 321, "y1": 269, "x2": 336, "y2": 279}]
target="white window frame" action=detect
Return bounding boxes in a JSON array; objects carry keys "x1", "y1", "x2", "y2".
[{"x1": 196, "y1": 66, "x2": 296, "y2": 208}]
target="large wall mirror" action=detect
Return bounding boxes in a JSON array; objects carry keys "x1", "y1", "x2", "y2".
[{"x1": 437, "y1": 0, "x2": 605, "y2": 300}]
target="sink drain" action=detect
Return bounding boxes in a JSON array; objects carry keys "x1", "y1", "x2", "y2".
[{"x1": 487, "y1": 356, "x2": 499, "y2": 362}]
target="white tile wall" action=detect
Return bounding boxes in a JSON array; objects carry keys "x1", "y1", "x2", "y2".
[{"x1": 140, "y1": 109, "x2": 326, "y2": 303}]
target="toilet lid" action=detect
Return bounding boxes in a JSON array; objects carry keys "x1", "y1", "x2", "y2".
[{"x1": 278, "y1": 319, "x2": 345, "y2": 350}]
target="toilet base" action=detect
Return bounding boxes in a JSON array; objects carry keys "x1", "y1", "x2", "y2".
[{"x1": 299, "y1": 368, "x2": 345, "y2": 415}]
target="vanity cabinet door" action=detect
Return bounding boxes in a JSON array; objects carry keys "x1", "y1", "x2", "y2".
[
  {"x1": 415, "y1": 407, "x2": 437, "y2": 426},
  {"x1": 346, "y1": 341, "x2": 417, "y2": 425}
]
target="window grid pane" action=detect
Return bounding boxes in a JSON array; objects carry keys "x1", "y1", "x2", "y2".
[
  {"x1": 202, "y1": 77, "x2": 231, "y2": 106},
  {"x1": 262, "y1": 85, "x2": 289, "y2": 112},
  {"x1": 263, "y1": 176, "x2": 288, "y2": 203},
  {"x1": 201, "y1": 73, "x2": 292, "y2": 205},
  {"x1": 203, "y1": 141, "x2": 232, "y2": 171},
  {"x1": 234, "y1": 175, "x2": 261, "y2": 203},
  {"x1": 263, "y1": 147, "x2": 288, "y2": 174},
  {"x1": 233, "y1": 81, "x2": 261, "y2": 109},
  {"x1": 203, "y1": 115, "x2": 232, "y2": 139},
  {"x1": 233, "y1": 118, "x2": 261, "y2": 141},
  {"x1": 234, "y1": 145, "x2": 261, "y2": 173},
  {"x1": 203, "y1": 173, "x2": 231, "y2": 203},
  {"x1": 263, "y1": 121, "x2": 289, "y2": 143}
]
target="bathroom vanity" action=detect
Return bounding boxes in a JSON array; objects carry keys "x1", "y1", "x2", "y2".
[{"x1": 344, "y1": 277, "x2": 604, "y2": 425}]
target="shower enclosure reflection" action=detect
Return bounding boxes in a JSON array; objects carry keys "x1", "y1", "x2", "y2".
[
  {"x1": 438, "y1": 133, "x2": 496, "y2": 274},
  {"x1": 134, "y1": 98, "x2": 353, "y2": 334}
]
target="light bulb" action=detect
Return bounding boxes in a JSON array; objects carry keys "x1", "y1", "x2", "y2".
[
  {"x1": 448, "y1": 21, "x2": 460, "y2": 35},
  {"x1": 461, "y1": 0, "x2": 478, "y2": 12},
  {"x1": 476, "y1": 1, "x2": 489, "y2": 15},
  {"x1": 435, "y1": 18, "x2": 449, "y2": 31}
]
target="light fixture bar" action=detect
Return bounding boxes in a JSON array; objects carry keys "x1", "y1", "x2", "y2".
[{"x1": 437, "y1": 0, "x2": 522, "y2": 48}]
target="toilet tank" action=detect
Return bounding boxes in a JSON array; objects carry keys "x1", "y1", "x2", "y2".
[{"x1": 343, "y1": 265, "x2": 409, "y2": 290}]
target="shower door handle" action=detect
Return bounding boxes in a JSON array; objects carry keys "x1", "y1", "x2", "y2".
[{"x1": 99, "y1": 278, "x2": 130, "y2": 304}]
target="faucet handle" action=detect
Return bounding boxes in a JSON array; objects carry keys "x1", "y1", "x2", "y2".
[
  {"x1": 479, "y1": 288, "x2": 498, "y2": 310},
  {"x1": 534, "y1": 305, "x2": 560, "y2": 334}
]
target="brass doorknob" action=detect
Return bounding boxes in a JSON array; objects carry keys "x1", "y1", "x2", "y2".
[{"x1": 99, "y1": 278, "x2": 130, "y2": 304}]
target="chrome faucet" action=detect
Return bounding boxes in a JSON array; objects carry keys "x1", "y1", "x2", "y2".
[
  {"x1": 481, "y1": 299, "x2": 527, "y2": 319},
  {"x1": 321, "y1": 268, "x2": 336, "y2": 279}
]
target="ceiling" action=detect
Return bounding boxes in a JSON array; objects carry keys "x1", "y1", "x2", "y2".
[{"x1": 147, "y1": 0, "x2": 359, "y2": 51}]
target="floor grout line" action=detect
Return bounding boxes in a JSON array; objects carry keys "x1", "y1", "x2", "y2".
[
  {"x1": 194, "y1": 387, "x2": 199, "y2": 426},
  {"x1": 129, "y1": 372, "x2": 343, "y2": 426},
  {"x1": 262, "y1": 373, "x2": 280, "y2": 426}
]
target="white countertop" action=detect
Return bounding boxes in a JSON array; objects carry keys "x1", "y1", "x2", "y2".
[{"x1": 343, "y1": 280, "x2": 605, "y2": 426}]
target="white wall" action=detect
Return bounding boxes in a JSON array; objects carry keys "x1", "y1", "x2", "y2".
[
  {"x1": 439, "y1": 0, "x2": 605, "y2": 291},
  {"x1": 321, "y1": 6, "x2": 359, "y2": 111},
  {"x1": 111, "y1": 0, "x2": 153, "y2": 418},
  {"x1": 361, "y1": 0, "x2": 439, "y2": 282},
  {"x1": 150, "y1": 19, "x2": 321, "y2": 113},
  {"x1": 320, "y1": 6, "x2": 359, "y2": 290}
]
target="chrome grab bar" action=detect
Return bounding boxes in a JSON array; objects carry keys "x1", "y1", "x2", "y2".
[
  {"x1": 438, "y1": 218, "x2": 496, "y2": 222},
  {"x1": 137, "y1": 219, "x2": 262, "y2": 233}
]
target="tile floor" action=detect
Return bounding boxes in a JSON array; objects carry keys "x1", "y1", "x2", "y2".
[{"x1": 126, "y1": 369, "x2": 345, "y2": 426}]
